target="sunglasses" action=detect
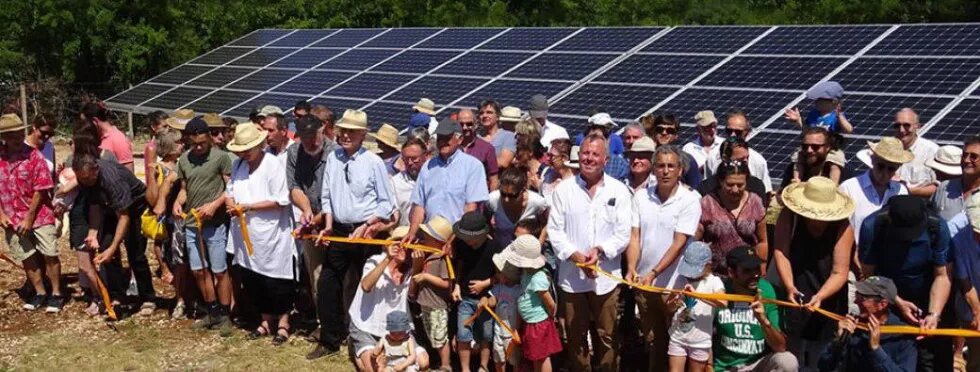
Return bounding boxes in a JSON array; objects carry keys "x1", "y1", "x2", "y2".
[
  {"x1": 500, "y1": 190, "x2": 521, "y2": 199},
  {"x1": 209, "y1": 129, "x2": 225, "y2": 136},
  {"x1": 800, "y1": 143, "x2": 827, "y2": 151},
  {"x1": 893, "y1": 122, "x2": 914, "y2": 130},
  {"x1": 726, "y1": 127, "x2": 746, "y2": 137},
  {"x1": 459, "y1": 121, "x2": 477, "y2": 128},
  {"x1": 655, "y1": 126, "x2": 677, "y2": 135}
]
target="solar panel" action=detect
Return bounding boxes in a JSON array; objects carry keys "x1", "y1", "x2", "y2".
[
  {"x1": 189, "y1": 47, "x2": 252, "y2": 65},
  {"x1": 770, "y1": 94, "x2": 953, "y2": 136},
  {"x1": 867, "y1": 24, "x2": 980, "y2": 56},
  {"x1": 457, "y1": 79, "x2": 571, "y2": 108},
  {"x1": 371, "y1": 50, "x2": 458, "y2": 74},
  {"x1": 387, "y1": 76, "x2": 490, "y2": 104},
  {"x1": 745, "y1": 26, "x2": 889, "y2": 55},
  {"x1": 270, "y1": 48, "x2": 344, "y2": 69},
  {"x1": 186, "y1": 90, "x2": 261, "y2": 114},
  {"x1": 415, "y1": 28, "x2": 505, "y2": 49},
  {"x1": 227, "y1": 69, "x2": 298, "y2": 91},
  {"x1": 924, "y1": 98, "x2": 980, "y2": 143},
  {"x1": 276, "y1": 70, "x2": 355, "y2": 95},
  {"x1": 505, "y1": 53, "x2": 618, "y2": 81},
  {"x1": 269, "y1": 30, "x2": 336, "y2": 47},
  {"x1": 433, "y1": 51, "x2": 533, "y2": 77},
  {"x1": 318, "y1": 49, "x2": 399, "y2": 71},
  {"x1": 643, "y1": 26, "x2": 769, "y2": 54},
  {"x1": 225, "y1": 93, "x2": 309, "y2": 117},
  {"x1": 832, "y1": 57, "x2": 980, "y2": 95},
  {"x1": 552, "y1": 27, "x2": 664, "y2": 52},
  {"x1": 309, "y1": 97, "x2": 372, "y2": 116},
  {"x1": 698, "y1": 56, "x2": 847, "y2": 90},
  {"x1": 324, "y1": 73, "x2": 417, "y2": 100},
  {"x1": 228, "y1": 48, "x2": 297, "y2": 67},
  {"x1": 188, "y1": 67, "x2": 258, "y2": 88},
  {"x1": 311, "y1": 29, "x2": 385, "y2": 48},
  {"x1": 361, "y1": 28, "x2": 439, "y2": 48},
  {"x1": 596, "y1": 54, "x2": 725, "y2": 85},
  {"x1": 655, "y1": 88, "x2": 799, "y2": 127},
  {"x1": 550, "y1": 83, "x2": 675, "y2": 123},
  {"x1": 143, "y1": 87, "x2": 213, "y2": 110},
  {"x1": 108, "y1": 84, "x2": 174, "y2": 106},
  {"x1": 229, "y1": 29, "x2": 292, "y2": 47},
  {"x1": 149, "y1": 65, "x2": 215, "y2": 85},
  {"x1": 479, "y1": 28, "x2": 577, "y2": 51},
  {"x1": 744, "y1": 131, "x2": 803, "y2": 181},
  {"x1": 361, "y1": 101, "x2": 418, "y2": 129}
]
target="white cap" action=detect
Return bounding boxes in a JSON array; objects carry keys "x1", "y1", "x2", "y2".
[{"x1": 588, "y1": 112, "x2": 617, "y2": 128}]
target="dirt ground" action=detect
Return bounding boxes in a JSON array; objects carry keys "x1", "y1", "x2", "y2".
[{"x1": 0, "y1": 140, "x2": 354, "y2": 371}]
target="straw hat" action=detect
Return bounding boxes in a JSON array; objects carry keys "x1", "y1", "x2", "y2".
[
  {"x1": 781, "y1": 176, "x2": 855, "y2": 222},
  {"x1": 413, "y1": 98, "x2": 436, "y2": 115},
  {"x1": 225, "y1": 123, "x2": 268, "y2": 152},
  {"x1": 168, "y1": 108, "x2": 195, "y2": 130},
  {"x1": 867, "y1": 137, "x2": 914, "y2": 164},
  {"x1": 0, "y1": 114, "x2": 26, "y2": 134},
  {"x1": 202, "y1": 113, "x2": 226, "y2": 128},
  {"x1": 625, "y1": 136, "x2": 656, "y2": 154},
  {"x1": 362, "y1": 141, "x2": 383, "y2": 155},
  {"x1": 420, "y1": 216, "x2": 453, "y2": 243},
  {"x1": 369, "y1": 123, "x2": 402, "y2": 150},
  {"x1": 493, "y1": 235, "x2": 545, "y2": 270},
  {"x1": 500, "y1": 106, "x2": 522, "y2": 123},
  {"x1": 388, "y1": 226, "x2": 410, "y2": 241},
  {"x1": 336, "y1": 109, "x2": 368, "y2": 130},
  {"x1": 925, "y1": 145, "x2": 963, "y2": 176}
]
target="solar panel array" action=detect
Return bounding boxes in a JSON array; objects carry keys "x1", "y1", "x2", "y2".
[{"x1": 106, "y1": 25, "x2": 980, "y2": 182}]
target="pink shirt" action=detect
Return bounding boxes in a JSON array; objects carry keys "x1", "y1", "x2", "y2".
[
  {"x1": 0, "y1": 146, "x2": 56, "y2": 227},
  {"x1": 100, "y1": 125, "x2": 134, "y2": 166}
]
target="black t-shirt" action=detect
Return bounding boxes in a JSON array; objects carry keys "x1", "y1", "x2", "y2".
[
  {"x1": 81, "y1": 159, "x2": 147, "y2": 212},
  {"x1": 453, "y1": 238, "x2": 503, "y2": 299}
]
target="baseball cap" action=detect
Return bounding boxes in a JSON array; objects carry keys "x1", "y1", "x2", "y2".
[
  {"x1": 726, "y1": 246, "x2": 761, "y2": 271},
  {"x1": 806, "y1": 81, "x2": 845, "y2": 101},
  {"x1": 185, "y1": 117, "x2": 209, "y2": 136},
  {"x1": 588, "y1": 113, "x2": 618, "y2": 128},
  {"x1": 295, "y1": 115, "x2": 322, "y2": 137},
  {"x1": 408, "y1": 112, "x2": 431, "y2": 129},
  {"x1": 855, "y1": 276, "x2": 898, "y2": 303},
  {"x1": 694, "y1": 110, "x2": 717, "y2": 127},
  {"x1": 529, "y1": 94, "x2": 549, "y2": 119},
  {"x1": 886, "y1": 195, "x2": 929, "y2": 242},
  {"x1": 434, "y1": 117, "x2": 461, "y2": 136},
  {"x1": 677, "y1": 241, "x2": 712, "y2": 279}
]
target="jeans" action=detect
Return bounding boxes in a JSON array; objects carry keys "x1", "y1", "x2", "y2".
[{"x1": 184, "y1": 224, "x2": 229, "y2": 273}]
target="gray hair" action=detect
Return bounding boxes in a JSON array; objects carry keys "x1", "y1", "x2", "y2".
[
  {"x1": 623, "y1": 122, "x2": 644, "y2": 136},
  {"x1": 653, "y1": 144, "x2": 688, "y2": 170},
  {"x1": 896, "y1": 107, "x2": 920, "y2": 125},
  {"x1": 406, "y1": 126, "x2": 430, "y2": 145},
  {"x1": 581, "y1": 133, "x2": 609, "y2": 156}
]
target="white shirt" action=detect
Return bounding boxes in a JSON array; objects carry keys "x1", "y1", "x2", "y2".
[
  {"x1": 539, "y1": 120, "x2": 569, "y2": 149},
  {"x1": 265, "y1": 139, "x2": 295, "y2": 167},
  {"x1": 349, "y1": 253, "x2": 411, "y2": 337},
  {"x1": 682, "y1": 137, "x2": 721, "y2": 177},
  {"x1": 839, "y1": 171, "x2": 908, "y2": 245},
  {"x1": 227, "y1": 154, "x2": 297, "y2": 279},
  {"x1": 547, "y1": 174, "x2": 632, "y2": 295},
  {"x1": 427, "y1": 116, "x2": 439, "y2": 136},
  {"x1": 486, "y1": 190, "x2": 549, "y2": 247},
  {"x1": 392, "y1": 171, "x2": 417, "y2": 227},
  {"x1": 899, "y1": 137, "x2": 940, "y2": 188},
  {"x1": 668, "y1": 274, "x2": 725, "y2": 348},
  {"x1": 704, "y1": 145, "x2": 773, "y2": 192},
  {"x1": 631, "y1": 182, "x2": 702, "y2": 289}
]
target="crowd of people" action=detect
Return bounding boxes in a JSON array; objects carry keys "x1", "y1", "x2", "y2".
[{"x1": 1, "y1": 78, "x2": 980, "y2": 372}]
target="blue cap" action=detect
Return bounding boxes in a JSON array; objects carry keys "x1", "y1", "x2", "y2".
[
  {"x1": 386, "y1": 310, "x2": 411, "y2": 332},
  {"x1": 677, "y1": 241, "x2": 712, "y2": 279},
  {"x1": 408, "y1": 113, "x2": 430, "y2": 129},
  {"x1": 806, "y1": 81, "x2": 844, "y2": 101}
]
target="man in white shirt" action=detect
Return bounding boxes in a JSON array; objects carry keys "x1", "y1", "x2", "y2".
[
  {"x1": 391, "y1": 137, "x2": 428, "y2": 227},
  {"x1": 839, "y1": 137, "x2": 912, "y2": 246},
  {"x1": 626, "y1": 144, "x2": 702, "y2": 368},
  {"x1": 530, "y1": 94, "x2": 569, "y2": 149},
  {"x1": 682, "y1": 110, "x2": 721, "y2": 178},
  {"x1": 704, "y1": 110, "x2": 773, "y2": 192},
  {"x1": 547, "y1": 134, "x2": 632, "y2": 371},
  {"x1": 259, "y1": 105, "x2": 294, "y2": 166},
  {"x1": 894, "y1": 108, "x2": 940, "y2": 197}
]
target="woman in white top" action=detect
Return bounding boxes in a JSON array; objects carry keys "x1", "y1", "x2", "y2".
[
  {"x1": 537, "y1": 139, "x2": 577, "y2": 200},
  {"x1": 486, "y1": 166, "x2": 549, "y2": 247},
  {"x1": 224, "y1": 123, "x2": 297, "y2": 345}
]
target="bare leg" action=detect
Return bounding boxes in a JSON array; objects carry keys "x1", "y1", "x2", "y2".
[
  {"x1": 75, "y1": 251, "x2": 101, "y2": 298},
  {"x1": 438, "y1": 343, "x2": 451, "y2": 370},
  {"x1": 668, "y1": 355, "x2": 688, "y2": 372},
  {"x1": 22, "y1": 253, "x2": 46, "y2": 295},
  {"x1": 193, "y1": 270, "x2": 216, "y2": 302},
  {"x1": 479, "y1": 343, "x2": 491, "y2": 370},
  {"x1": 44, "y1": 256, "x2": 62, "y2": 296},
  {"x1": 686, "y1": 358, "x2": 707, "y2": 372},
  {"x1": 534, "y1": 358, "x2": 552, "y2": 372},
  {"x1": 214, "y1": 271, "x2": 233, "y2": 307},
  {"x1": 458, "y1": 341, "x2": 472, "y2": 372}
]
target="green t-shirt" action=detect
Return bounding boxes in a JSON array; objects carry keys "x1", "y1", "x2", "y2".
[
  {"x1": 712, "y1": 278, "x2": 780, "y2": 371},
  {"x1": 177, "y1": 147, "x2": 231, "y2": 227},
  {"x1": 517, "y1": 269, "x2": 551, "y2": 324}
]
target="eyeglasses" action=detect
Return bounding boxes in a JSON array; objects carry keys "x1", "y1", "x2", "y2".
[
  {"x1": 800, "y1": 143, "x2": 827, "y2": 151},
  {"x1": 873, "y1": 160, "x2": 899, "y2": 172},
  {"x1": 655, "y1": 126, "x2": 677, "y2": 135},
  {"x1": 963, "y1": 152, "x2": 980, "y2": 162},
  {"x1": 698, "y1": 125, "x2": 716, "y2": 132}
]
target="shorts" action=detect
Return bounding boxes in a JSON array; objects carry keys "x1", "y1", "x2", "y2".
[
  {"x1": 185, "y1": 224, "x2": 228, "y2": 273},
  {"x1": 493, "y1": 324, "x2": 521, "y2": 364},
  {"x1": 240, "y1": 268, "x2": 296, "y2": 315},
  {"x1": 667, "y1": 340, "x2": 711, "y2": 362},
  {"x1": 421, "y1": 307, "x2": 449, "y2": 348},
  {"x1": 4, "y1": 225, "x2": 58, "y2": 261},
  {"x1": 349, "y1": 324, "x2": 429, "y2": 363},
  {"x1": 457, "y1": 297, "x2": 493, "y2": 343},
  {"x1": 521, "y1": 318, "x2": 561, "y2": 361},
  {"x1": 166, "y1": 219, "x2": 187, "y2": 266}
]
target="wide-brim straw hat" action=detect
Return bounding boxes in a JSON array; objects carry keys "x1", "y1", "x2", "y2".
[
  {"x1": 500, "y1": 106, "x2": 522, "y2": 123},
  {"x1": 336, "y1": 109, "x2": 368, "y2": 130},
  {"x1": 492, "y1": 235, "x2": 545, "y2": 270},
  {"x1": 0, "y1": 114, "x2": 26, "y2": 133},
  {"x1": 369, "y1": 123, "x2": 402, "y2": 150},
  {"x1": 225, "y1": 123, "x2": 268, "y2": 152},
  {"x1": 388, "y1": 226, "x2": 410, "y2": 241},
  {"x1": 925, "y1": 145, "x2": 963, "y2": 176},
  {"x1": 867, "y1": 137, "x2": 914, "y2": 165},
  {"x1": 781, "y1": 176, "x2": 855, "y2": 222},
  {"x1": 168, "y1": 108, "x2": 195, "y2": 130},
  {"x1": 419, "y1": 216, "x2": 453, "y2": 243},
  {"x1": 413, "y1": 98, "x2": 436, "y2": 115}
]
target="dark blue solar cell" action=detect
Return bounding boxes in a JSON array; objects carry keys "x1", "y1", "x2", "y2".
[
  {"x1": 149, "y1": 65, "x2": 214, "y2": 85},
  {"x1": 745, "y1": 26, "x2": 888, "y2": 55},
  {"x1": 229, "y1": 29, "x2": 292, "y2": 46},
  {"x1": 308, "y1": 97, "x2": 372, "y2": 117},
  {"x1": 268, "y1": 29, "x2": 336, "y2": 47},
  {"x1": 361, "y1": 28, "x2": 439, "y2": 48},
  {"x1": 832, "y1": 57, "x2": 980, "y2": 95},
  {"x1": 362, "y1": 101, "x2": 419, "y2": 130},
  {"x1": 552, "y1": 27, "x2": 664, "y2": 52},
  {"x1": 227, "y1": 69, "x2": 297, "y2": 91},
  {"x1": 188, "y1": 47, "x2": 253, "y2": 65},
  {"x1": 921, "y1": 98, "x2": 980, "y2": 143},
  {"x1": 656, "y1": 88, "x2": 799, "y2": 127},
  {"x1": 643, "y1": 26, "x2": 769, "y2": 54},
  {"x1": 770, "y1": 94, "x2": 952, "y2": 137},
  {"x1": 505, "y1": 53, "x2": 617, "y2": 81},
  {"x1": 415, "y1": 28, "x2": 506, "y2": 49},
  {"x1": 550, "y1": 83, "x2": 674, "y2": 121},
  {"x1": 746, "y1": 131, "x2": 806, "y2": 182},
  {"x1": 387, "y1": 76, "x2": 490, "y2": 104},
  {"x1": 311, "y1": 29, "x2": 385, "y2": 47},
  {"x1": 275, "y1": 70, "x2": 355, "y2": 96},
  {"x1": 186, "y1": 90, "x2": 262, "y2": 114},
  {"x1": 479, "y1": 28, "x2": 578, "y2": 51},
  {"x1": 318, "y1": 49, "x2": 398, "y2": 71},
  {"x1": 325, "y1": 73, "x2": 417, "y2": 100},
  {"x1": 596, "y1": 54, "x2": 725, "y2": 85},
  {"x1": 270, "y1": 49, "x2": 344, "y2": 69},
  {"x1": 228, "y1": 48, "x2": 297, "y2": 67},
  {"x1": 107, "y1": 84, "x2": 175, "y2": 106},
  {"x1": 371, "y1": 50, "x2": 459, "y2": 74},
  {"x1": 143, "y1": 87, "x2": 214, "y2": 111},
  {"x1": 226, "y1": 93, "x2": 313, "y2": 117},
  {"x1": 187, "y1": 67, "x2": 258, "y2": 88},
  {"x1": 432, "y1": 51, "x2": 533, "y2": 77},
  {"x1": 457, "y1": 79, "x2": 570, "y2": 108},
  {"x1": 867, "y1": 25, "x2": 980, "y2": 56},
  {"x1": 699, "y1": 56, "x2": 847, "y2": 90}
]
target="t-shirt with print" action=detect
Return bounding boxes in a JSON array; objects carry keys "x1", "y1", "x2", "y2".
[
  {"x1": 0, "y1": 146, "x2": 56, "y2": 227},
  {"x1": 518, "y1": 269, "x2": 551, "y2": 324},
  {"x1": 713, "y1": 278, "x2": 780, "y2": 370},
  {"x1": 416, "y1": 253, "x2": 451, "y2": 311},
  {"x1": 177, "y1": 147, "x2": 232, "y2": 227},
  {"x1": 805, "y1": 109, "x2": 844, "y2": 133},
  {"x1": 490, "y1": 282, "x2": 522, "y2": 336},
  {"x1": 669, "y1": 274, "x2": 725, "y2": 349},
  {"x1": 454, "y1": 238, "x2": 503, "y2": 299}
]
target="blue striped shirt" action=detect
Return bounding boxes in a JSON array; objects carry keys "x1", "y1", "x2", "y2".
[{"x1": 320, "y1": 146, "x2": 395, "y2": 224}]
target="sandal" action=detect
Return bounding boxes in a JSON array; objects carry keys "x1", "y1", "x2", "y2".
[
  {"x1": 247, "y1": 324, "x2": 270, "y2": 340},
  {"x1": 272, "y1": 326, "x2": 290, "y2": 346}
]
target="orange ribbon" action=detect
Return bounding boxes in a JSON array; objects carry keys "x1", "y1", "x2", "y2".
[
  {"x1": 294, "y1": 233, "x2": 455, "y2": 279},
  {"x1": 233, "y1": 205, "x2": 254, "y2": 256}
]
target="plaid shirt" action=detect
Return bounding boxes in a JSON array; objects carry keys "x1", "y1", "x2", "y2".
[
  {"x1": 0, "y1": 145, "x2": 55, "y2": 227},
  {"x1": 604, "y1": 154, "x2": 630, "y2": 182}
]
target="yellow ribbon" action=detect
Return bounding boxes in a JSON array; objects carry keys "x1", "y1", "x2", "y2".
[
  {"x1": 294, "y1": 233, "x2": 455, "y2": 279},
  {"x1": 483, "y1": 304, "x2": 521, "y2": 358},
  {"x1": 233, "y1": 205, "x2": 254, "y2": 256},
  {"x1": 578, "y1": 263, "x2": 980, "y2": 338},
  {"x1": 189, "y1": 209, "x2": 209, "y2": 270}
]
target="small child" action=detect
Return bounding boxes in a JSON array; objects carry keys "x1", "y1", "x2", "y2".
[
  {"x1": 665, "y1": 242, "x2": 726, "y2": 372},
  {"x1": 372, "y1": 310, "x2": 419, "y2": 372},
  {"x1": 493, "y1": 234, "x2": 561, "y2": 372},
  {"x1": 408, "y1": 216, "x2": 453, "y2": 371},
  {"x1": 485, "y1": 262, "x2": 523, "y2": 371},
  {"x1": 785, "y1": 81, "x2": 851, "y2": 183}
]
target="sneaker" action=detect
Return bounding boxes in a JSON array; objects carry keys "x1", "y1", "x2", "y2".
[
  {"x1": 138, "y1": 301, "x2": 157, "y2": 317},
  {"x1": 23, "y1": 294, "x2": 46, "y2": 311},
  {"x1": 85, "y1": 302, "x2": 101, "y2": 317},
  {"x1": 191, "y1": 314, "x2": 217, "y2": 330},
  {"x1": 306, "y1": 344, "x2": 340, "y2": 360},
  {"x1": 172, "y1": 302, "x2": 187, "y2": 320},
  {"x1": 215, "y1": 315, "x2": 234, "y2": 337},
  {"x1": 44, "y1": 295, "x2": 66, "y2": 313}
]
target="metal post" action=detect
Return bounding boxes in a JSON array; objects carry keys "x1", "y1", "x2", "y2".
[
  {"x1": 127, "y1": 84, "x2": 134, "y2": 138},
  {"x1": 19, "y1": 83, "x2": 27, "y2": 124}
]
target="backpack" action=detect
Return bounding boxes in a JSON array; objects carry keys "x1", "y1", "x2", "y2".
[{"x1": 871, "y1": 197, "x2": 943, "y2": 255}]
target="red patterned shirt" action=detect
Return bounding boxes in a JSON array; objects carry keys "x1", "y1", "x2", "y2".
[{"x1": 0, "y1": 145, "x2": 56, "y2": 227}]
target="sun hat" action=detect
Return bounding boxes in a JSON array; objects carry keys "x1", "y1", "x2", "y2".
[
  {"x1": 867, "y1": 137, "x2": 914, "y2": 165},
  {"x1": 362, "y1": 141, "x2": 383, "y2": 154},
  {"x1": 856, "y1": 148, "x2": 873, "y2": 168},
  {"x1": 500, "y1": 106, "x2": 522, "y2": 123},
  {"x1": 493, "y1": 235, "x2": 545, "y2": 270},
  {"x1": 168, "y1": 108, "x2": 195, "y2": 130},
  {"x1": 855, "y1": 276, "x2": 898, "y2": 303},
  {"x1": 694, "y1": 110, "x2": 717, "y2": 127},
  {"x1": 966, "y1": 192, "x2": 980, "y2": 234},
  {"x1": 295, "y1": 115, "x2": 322, "y2": 137},
  {"x1": 184, "y1": 117, "x2": 209, "y2": 136},
  {"x1": 726, "y1": 246, "x2": 761, "y2": 271},
  {"x1": 258, "y1": 105, "x2": 284, "y2": 117},
  {"x1": 886, "y1": 195, "x2": 931, "y2": 242},
  {"x1": 434, "y1": 117, "x2": 461, "y2": 136},
  {"x1": 386, "y1": 310, "x2": 412, "y2": 332},
  {"x1": 388, "y1": 226, "x2": 410, "y2": 241},
  {"x1": 566, "y1": 145, "x2": 581, "y2": 169},
  {"x1": 677, "y1": 241, "x2": 713, "y2": 279},
  {"x1": 588, "y1": 112, "x2": 617, "y2": 128},
  {"x1": 0, "y1": 114, "x2": 26, "y2": 133},
  {"x1": 625, "y1": 136, "x2": 656, "y2": 154},
  {"x1": 202, "y1": 113, "x2": 225, "y2": 129},
  {"x1": 413, "y1": 98, "x2": 436, "y2": 115},
  {"x1": 336, "y1": 109, "x2": 368, "y2": 130},
  {"x1": 225, "y1": 123, "x2": 268, "y2": 152},
  {"x1": 420, "y1": 216, "x2": 453, "y2": 243},
  {"x1": 806, "y1": 81, "x2": 845, "y2": 101},
  {"x1": 781, "y1": 176, "x2": 855, "y2": 222},
  {"x1": 529, "y1": 94, "x2": 549, "y2": 119},
  {"x1": 925, "y1": 145, "x2": 963, "y2": 176},
  {"x1": 370, "y1": 123, "x2": 402, "y2": 151},
  {"x1": 453, "y1": 211, "x2": 490, "y2": 239}
]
